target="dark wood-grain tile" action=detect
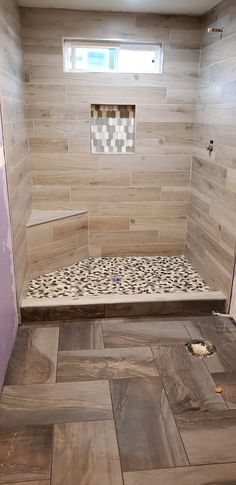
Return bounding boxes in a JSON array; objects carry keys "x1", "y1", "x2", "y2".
[
  {"x1": 176, "y1": 409, "x2": 236, "y2": 465},
  {"x1": 0, "y1": 425, "x2": 52, "y2": 484},
  {"x1": 123, "y1": 463, "x2": 236, "y2": 485},
  {"x1": 152, "y1": 344, "x2": 227, "y2": 413},
  {"x1": 4, "y1": 327, "x2": 59, "y2": 385},
  {"x1": 58, "y1": 320, "x2": 104, "y2": 351},
  {"x1": 102, "y1": 318, "x2": 190, "y2": 348},
  {"x1": 0, "y1": 381, "x2": 113, "y2": 426},
  {"x1": 212, "y1": 371, "x2": 236, "y2": 409},
  {"x1": 185, "y1": 316, "x2": 236, "y2": 373},
  {"x1": 57, "y1": 347, "x2": 158, "y2": 382},
  {"x1": 51, "y1": 421, "x2": 123, "y2": 485},
  {"x1": 110, "y1": 377, "x2": 188, "y2": 472},
  {"x1": 21, "y1": 304, "x2": 105, "y2": 322}
]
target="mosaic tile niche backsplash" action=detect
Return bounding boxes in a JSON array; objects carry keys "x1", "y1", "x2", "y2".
[{"x1": 91, "y1": 104, "x2": 135, "y2": 154}]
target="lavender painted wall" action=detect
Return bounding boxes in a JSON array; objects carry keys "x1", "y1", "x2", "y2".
[{"x1": 0, "y1": 121, "x2": 18, "y2": 390}]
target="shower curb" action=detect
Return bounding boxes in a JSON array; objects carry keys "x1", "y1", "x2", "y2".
[{"x1": 20, "y1": 291, "x2": 226, "y2": 323}]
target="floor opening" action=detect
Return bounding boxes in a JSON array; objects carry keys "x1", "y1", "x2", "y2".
[{"x1": 186, "y1": 340, "x2": 217, "y2": 358}]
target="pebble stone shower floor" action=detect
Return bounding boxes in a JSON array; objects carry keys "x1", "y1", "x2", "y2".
[{"x1": 27, "y1": 255, "x2": 211, "y2": 299}]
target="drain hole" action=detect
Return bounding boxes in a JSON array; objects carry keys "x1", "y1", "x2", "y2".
[
  {"x1": 186, "y1": 340, "x2": 216, "y2": 358},
  {"x1": 111, "y1": 275, "x2": 122, "y2": 284}
]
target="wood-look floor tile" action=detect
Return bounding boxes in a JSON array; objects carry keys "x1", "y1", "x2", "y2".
[
  {"x1": 175, "y1": 410, "x2": 236, "y2": 465},
  {"x1": 58, "y1": 320, "x2": 104, "y2": 351},
  {"x1": 185, "y1": 316, "x2": 236, "y2": 341},
  {"x1": 186, "y1": 316, "x2": 236, "y2": 373},
  {"x1": 21, "y1": 304, "x2": 105, "y2": 322},
  {"x1": 110, "y1": 377, "x2": 188, "y2": 472},
  {"x1": 105, "y1": 301, "x2": 185, "y2": 318},
  {"x1": 0, "y1": 381, "x2": 112, "y2": 427},
  {"x1": 0, "y1": 425, "x2": 52, "y2": 484},
  {"x1": 51, "y1": 421, "x2": 123, "y2": 485},
  {"x1": 212, "y1": 371, "x2": 236, "y2": 409},
  {"x1": 123, "y1": 463, "x2": 236, "y2": 485},
  {"x1": 0, "y1": 482, "x2": 50, "y2": 485},
  {"x1": 102, "y1": 318, "x2": 190, "y2": 348},
  {"x1": 4, "y1": 327, "x2": 59, "y2": 385},
  {"x1": 152, "y1": 344, "x2": 227, "y2": 413},
  {"x1": 57, "y1": 347, "x2": 158, "y2": 382}
]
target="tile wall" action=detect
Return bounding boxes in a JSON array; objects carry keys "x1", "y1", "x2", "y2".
[
  {"x1": 0, "y1": 0, "x2": 31, "y2": 299},
  {"x1": 21, "y1": 8, "x2": 201, "y2": 258},
  {"x1": 186, "y1": 0, "x2": 236, "y2": 301}
]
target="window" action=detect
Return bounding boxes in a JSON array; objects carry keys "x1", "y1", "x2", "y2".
[{"x1": 63, "y1": 39, "x2": 163, "y2": 74}]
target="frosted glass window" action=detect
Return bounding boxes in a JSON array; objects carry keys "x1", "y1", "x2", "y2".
[
  {"x1": 64, "y1": 39, "x2": 163, "y2": 74},
  {"x1": 118, "y1": 46, "x2": 161, "y2": 73}
]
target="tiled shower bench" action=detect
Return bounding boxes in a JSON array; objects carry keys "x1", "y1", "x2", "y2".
[{"x1": 26, "y1": 210, "x2": 89, "y2": 279}]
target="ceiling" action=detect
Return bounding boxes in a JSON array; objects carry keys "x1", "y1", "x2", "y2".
[{"x1": 17, "y1": 0, "x2": 220, "y2": 16}]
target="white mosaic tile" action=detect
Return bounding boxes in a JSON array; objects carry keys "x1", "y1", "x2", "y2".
[{"x1": 26, "y1": 255, "x2": 211, "y2": 299}]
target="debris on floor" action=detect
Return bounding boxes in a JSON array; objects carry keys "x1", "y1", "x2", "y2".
[
  {"x1": 186, "y1": 340, "x2": 216, "y2": 358},
  {"x1": 215, "y1": 386, "x2": 223, "y2": 394}
]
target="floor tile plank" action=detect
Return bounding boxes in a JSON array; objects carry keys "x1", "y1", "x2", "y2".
[
  {"x1": 212, "y1": 371, "x2": 236, "y2": 409},
  {"x1": 0, "y1": 381, "x2": 112, "y2": 427},
  {"x1": 1, "y1": 482, "x2": 50, "y2": 485},
  {"x1": 186, "y1": 316, "x2": 236, "y2": 373},
  {"x1": 4, "y1": 327, "x2": 59, "y2": 385},
  {"x1": 103, "y1": 318, "x2": 190, "y2": 348},
  {"x1": 110, "y1": 377, "x2": 188, "y2": 472},
  {"x1": 57, "y1": 347, "x2": 159, "y2": 382},
  {"x1": 123, "y1": 463, "x2": 236, "y2": 485},
  {"x1": 21, "y1": 304, "x2": 105, "y2": 322},
  {"x1": 58, "y1": 320, "x2": 104, "y2": 350},
  {"x1": 152, "y1": 344, "x2": 227, "y2": 413},
  {"x1": 176, "y1": 409, "x2": 236, "y2": 465},
  {"x1": 0, "y1": 426, "x2": 52, "y2": 484},
  {"x1": 51, "y1": 421, "x2": 123, "y2": 485}
]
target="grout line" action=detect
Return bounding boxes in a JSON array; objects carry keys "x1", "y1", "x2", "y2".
[
  {"x1": 108, "y1": 380, "x2": 126, "y2": 485},
  {"x1": 150, "y1": 345, "x2": 190, "y2": 466}
]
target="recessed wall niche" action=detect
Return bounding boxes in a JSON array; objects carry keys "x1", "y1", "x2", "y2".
[{"x1": 91, "y1": 104, "x2": 135, "y2": 154}]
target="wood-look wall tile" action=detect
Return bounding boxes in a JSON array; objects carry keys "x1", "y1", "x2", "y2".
[
  {"x1": 71, "y1": 187, "x2": 161, "y2": 203},
  {"x1": 22, "y1": 8, "x2": 203, "y2": 261},
  {"x1": 29, "y1": 137, "x2": 68, "y2": 154},
  {"x1": 101, "y1": 243, "x2": 184, "y2": 257},
  {"x1": 131, "y1": 171, "x2": 190, "y2": 187},
  {"x1": 89, "y1": 216, "x2": 129, "y2": 232},
  {"x1": 90, "y1": 230, "x2": 159, "y2": 246},
  {"x1": 26, "y1": 84, "x2": 66, "y2": 102}
]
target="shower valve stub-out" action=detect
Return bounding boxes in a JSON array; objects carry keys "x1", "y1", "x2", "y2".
[{"x1": 206, "y1": 140, "x2": 214, "y2": 153}]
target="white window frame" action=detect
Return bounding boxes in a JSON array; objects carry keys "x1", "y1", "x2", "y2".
[{"x1": 63, "y1": 38, "x2": 164, "y2": 74}]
